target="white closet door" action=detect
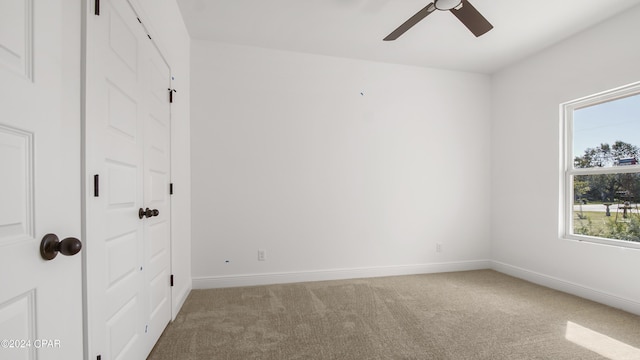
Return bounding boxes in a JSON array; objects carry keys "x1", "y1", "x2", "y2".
[
  {"x1": 85, "y1": 0, "x2": 172, "y2": 358},
  {"x1": 141, "y1": 36, "x2": 172, "y2": 357}
]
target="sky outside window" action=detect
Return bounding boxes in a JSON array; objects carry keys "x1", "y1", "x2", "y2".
[{"x1": 573, "y1": 93, "x2": 640, "y2": 160}]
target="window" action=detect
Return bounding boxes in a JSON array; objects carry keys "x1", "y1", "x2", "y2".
[{"x1": 562, "y1": 82, "x2": 640, "y2": 248}]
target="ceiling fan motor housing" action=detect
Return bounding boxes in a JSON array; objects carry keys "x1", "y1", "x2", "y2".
[{"x1": 434, "y1": 0, "x2": 463, "y2": 11}]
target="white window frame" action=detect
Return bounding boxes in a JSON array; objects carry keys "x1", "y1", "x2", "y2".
[{"x1": 561, "y1": 81, "x2": 640, "y2": 249}]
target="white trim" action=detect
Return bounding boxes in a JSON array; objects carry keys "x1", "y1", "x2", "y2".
[
  {"x1": 567, "y1": 81, "x2": 640, "y2": 110},
  {"x1": 570, "y1": 165, "x2": 640, "y2": 175},
  {"x1": 564, "y1": 234, "x2": 640, "y2": 250},
  {"x1": 560, "y1": 80, "x2": 640, "y2": 249},
  {"x1": 491, "y1": 261, "x2": 640, "y2": 316},
  {"x1": 192, "y1": 260, "x2": 491, "y2": 289},
  {"x1": 171, "y1": 283, "x2": 191, "y2": 321}
]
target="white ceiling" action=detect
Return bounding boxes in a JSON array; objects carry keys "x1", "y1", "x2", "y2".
[{"x1": 176, "y1": 0, "x2": 640, "y2": 74}]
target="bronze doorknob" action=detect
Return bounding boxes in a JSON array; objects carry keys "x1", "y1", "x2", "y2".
[
  {"x1": 138, "y1": 207, "x2": 160, "y2": 219},
  {"x1": 40, "y1": 234, "x2": 82, "y2": 260}
]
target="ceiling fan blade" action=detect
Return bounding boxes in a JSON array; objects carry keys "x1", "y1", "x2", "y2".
[
  {"x1": 450, "y1": 0, "x2": 493, "y2": 37},
  {"x1": 383, "y1": 3, "x2": 436, "y2": 41}
]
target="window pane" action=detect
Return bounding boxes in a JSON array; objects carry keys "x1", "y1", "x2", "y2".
[
  {"x1": 573, "y1": 93, "x2": 640, "y2": 168},
  {"x1": 573, "y1": 173, "x2": 640, "y2": 243}
]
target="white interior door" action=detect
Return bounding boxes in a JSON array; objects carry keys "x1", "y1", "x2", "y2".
[
  {"x1": 141, "y1": 38, "x2": 172, "y2": 357},
  {"x1": 85, "y1": 0, "x2": 146, "y2": 357},
  {"x1": 84, "y1": 0, "x2": 172, "y2": 358},
  {"x1": 0, "y1": 0, "x2": 83, "y2": 359}
]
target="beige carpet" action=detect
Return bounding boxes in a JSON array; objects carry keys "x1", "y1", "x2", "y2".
[{"x1": 148, "y1": 270, "x2": 640, "y2": 359}]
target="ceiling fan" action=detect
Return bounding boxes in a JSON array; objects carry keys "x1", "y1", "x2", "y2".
[{"x1": 384, "y1": 0, "x2": 493, "y2": 41}]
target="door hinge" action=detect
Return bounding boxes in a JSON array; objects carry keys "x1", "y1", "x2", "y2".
[
  {"x1": 169, "y1": 88, "x2": 177, "y2": 103},
  {"x1": 170, "y1": 183, "x2": 174, "y2": 195},
  {"x1": 94, "y1": 174, "x2": 99, "y2": 197},
  {"x1": 94, "y1": 0, "x2": 100, "y2": 15},
  {"x1": 170, "y1": 274, "x2": 174, "y2": 287}
]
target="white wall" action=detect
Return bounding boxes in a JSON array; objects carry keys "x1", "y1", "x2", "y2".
[
  {"x1": 491, "y1": 5, "x2": 640, "y2": 314},
  {"x1": 130, "y1": 0, "x2": 192, "y2": 317},
  {"x1": 191, "y1": 41, "x2": 492, "y2": 287}
]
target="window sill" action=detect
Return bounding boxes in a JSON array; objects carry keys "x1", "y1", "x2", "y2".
[{"x1": 562, "y1": 234, "x2": 640, "y2": 250}]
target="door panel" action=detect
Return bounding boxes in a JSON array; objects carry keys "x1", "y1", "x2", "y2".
[
  {"x1": 0, "y1": 0, "x2": 33, "y2": 78},
  {"x1": 142, "y1": 35, "x2": 172, "y2": 357},
  {"x1": 106, "y1": 296, "x2": 140, "y2": 359},
  {"x1": 0, "y1": 0, "x2": 82, "y2": 359},
  {"x1": 107, "y1": 84, "x2": 139, "y2": 140},
  {"x1": 86, "y1": 0, "x2": 145, "y2": 359},
  {"x1": 0, "y1": 291, "x2": 36, "y2": 360},
  {"x1": 0, "y1": 126, "x2": 33, "y2": 242}
]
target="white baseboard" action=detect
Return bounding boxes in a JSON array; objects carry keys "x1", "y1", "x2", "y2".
[
  {"x1": 192, "y1": 260, "x2": 491, "y2": 289},
  {"x1": 491, "y1": 261, "x2": 640, "y2": 316}
]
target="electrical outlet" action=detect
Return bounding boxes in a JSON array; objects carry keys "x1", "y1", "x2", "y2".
[
  {"x1": 436, "y1": 243, "x2": 443, "y2": 253},
  {"x1": 258, "y1": 249, "x2": 266, "y2": 261}
]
